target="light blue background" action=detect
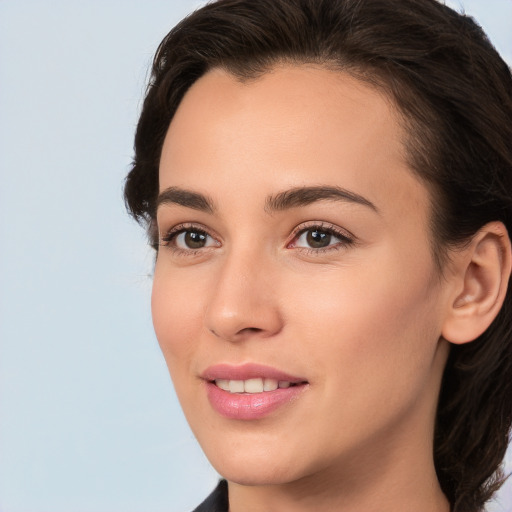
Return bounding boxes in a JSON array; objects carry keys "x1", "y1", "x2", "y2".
[{"x1": 0, "y1": 1, "x2": 511, "y2": 511}]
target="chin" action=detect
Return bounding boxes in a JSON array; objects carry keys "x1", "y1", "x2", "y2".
[
  {"x1": 200, "y1": 437, "x2": 309, "y2": 486},
  {"x1": 214, "y1": 462, "x2": 302, "y2": 487}
]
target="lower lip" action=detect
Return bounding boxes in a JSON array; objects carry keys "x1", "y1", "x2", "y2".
[{"x1": 205, "y1": 381, "x2": 307, "y2": 420}]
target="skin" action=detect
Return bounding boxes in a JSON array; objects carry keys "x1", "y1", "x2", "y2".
[{"x1": 152, "y1": 65, "x2": 458, "y2": 511}]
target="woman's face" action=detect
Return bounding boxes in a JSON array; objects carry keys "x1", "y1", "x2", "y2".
[{"x1": 153, "y1": 66, "x2": 452, "y2": 487}]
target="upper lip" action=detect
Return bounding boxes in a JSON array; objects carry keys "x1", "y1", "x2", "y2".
[{"x1": 201, "y1": 363, "x2": 307, "y2": 383}]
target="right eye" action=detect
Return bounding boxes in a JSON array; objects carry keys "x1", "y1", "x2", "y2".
[{"x1": 160, "y1": 226, "x2": 219, "y2": 252}]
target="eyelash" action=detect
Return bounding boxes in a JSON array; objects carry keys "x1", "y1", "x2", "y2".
[
  {"x1": 288, "y1": 222, "x2": 355, "y2": 254},
  {"x1": 158, "y1": 222, "x2": 355, "y2": 256},
  {"x1": 159, "y1": 223, "x2": 216, "y2": 256}
]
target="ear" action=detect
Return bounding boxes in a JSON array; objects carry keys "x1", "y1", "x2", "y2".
[{"x1": 442, "y1": 221, "x2": 511, "y2": 345}]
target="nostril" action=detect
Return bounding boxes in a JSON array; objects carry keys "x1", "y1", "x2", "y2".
[
  {"x1": 235, "y1": 327, "x2": 265, "y2": 337},
  {"x1": 205, "y1": 302, "x2": 283, "y2": 341}
]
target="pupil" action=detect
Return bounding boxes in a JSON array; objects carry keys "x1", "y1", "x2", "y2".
[
  {"x1": 185, "y1": 231, "x2": 206, "y2": 248},
  {"x1": 306, "y1": 229, "x2": 331, "y2": 248}
]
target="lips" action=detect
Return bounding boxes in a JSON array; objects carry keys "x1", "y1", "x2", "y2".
[
  {"x1": 201, "y1": 363, "x2": 306, "y2": 382},
  {"x1": 201, "y1": 363, "x2": 308, "y2": 420}
]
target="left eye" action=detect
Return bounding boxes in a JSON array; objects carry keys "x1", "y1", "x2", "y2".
[{"x1": 293, "y1": 227, "x2": 348, "y2": 249}]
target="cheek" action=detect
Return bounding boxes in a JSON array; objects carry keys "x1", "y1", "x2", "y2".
[
  {"x1": 151, "y1": 263, "x2": 206, "y2": 373},
  {"x1": 286, "y1": 246, "x2": 441, "y2": 398}
]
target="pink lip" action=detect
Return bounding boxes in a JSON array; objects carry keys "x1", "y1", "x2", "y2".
[
  {"x1": 201, "y1": 363, "x2": 308, "y2": 420},
  {"x1": 201, "y1": 363, "x2": 306, "y2": 383}
]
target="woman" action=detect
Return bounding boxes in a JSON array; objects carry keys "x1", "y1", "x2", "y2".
[{"x1": 124, "y1": 0, "x2": 512, "y2": 510}]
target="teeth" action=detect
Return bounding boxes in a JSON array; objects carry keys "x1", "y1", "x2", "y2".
[
  {"x1": 244, "y1": 378, "x2": 264, "y2": 393},
  {"x1": 263, "y1": 379, "x2": 278, "y2": 391},
  {"x1": 215, "y1": 378, "x2": 292, "y2": 394},
  {"x1": 215, "y1": 379, "x2": 230, "y2": 391},
  {"x1": 229, "y1": 380, "x2": 245, "y2": 393}
]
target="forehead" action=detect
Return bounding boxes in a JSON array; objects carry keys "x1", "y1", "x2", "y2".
[{"x1": 159, "y1": 65, "x2": 430, "y2": 225}]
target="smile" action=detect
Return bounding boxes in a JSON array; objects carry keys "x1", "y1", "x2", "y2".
[
  {"x1": 202, "y1": 364, "x2": 308, "y2": 420},
  {"x1": 214, "y1": 378, "x2": 296, "y2": 393}
]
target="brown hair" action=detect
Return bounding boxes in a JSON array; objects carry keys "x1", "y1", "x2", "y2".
[{"x1": 124, "y1": 1, "x2": 512, "y2": 510}]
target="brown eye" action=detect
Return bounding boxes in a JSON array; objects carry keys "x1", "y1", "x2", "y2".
[
  {"x1": 162, "y1": 227, "x2": 218, "y2": 251},
  {"x1": 292, "y1": 225, "x2": 354, "y2": 252},
  {"x1": 306, "y1": 229, "x2": 332, "y2": 248},
  {"x1": 182, "y1": 230, "x2": 208, "y2": 249}
]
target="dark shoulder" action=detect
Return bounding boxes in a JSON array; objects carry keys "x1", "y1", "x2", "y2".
[{"x1": 192, "y1": 480, "x2": 229, "y2": 512}]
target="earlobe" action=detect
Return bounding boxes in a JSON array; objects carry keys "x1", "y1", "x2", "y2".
[{"x1": 442, "y1": 222, "x2": 512, "y2": 345}]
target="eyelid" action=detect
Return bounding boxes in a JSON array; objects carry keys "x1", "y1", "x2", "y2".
[
  {"x1": 157, "y1": 220, "x2": 355, "y2": 255},
  {"x1": 287, "y1": 221, "x2": 356, "y2": 251},
  {"x1": 158, "y1": 222, "x2": 221, "y2": 249}
]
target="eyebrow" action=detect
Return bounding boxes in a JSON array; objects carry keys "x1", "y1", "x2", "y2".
[
  {"x1": 265, "y1": 186, "x2": 379, "y2": 213},
  {"x1": 156, "y1": 185, "x2": 378, "y2": 215},
  {"x1": 156, "y1": 186, "x2": 215, "y2": 213}
]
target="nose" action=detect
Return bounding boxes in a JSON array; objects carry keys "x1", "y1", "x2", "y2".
[{"x1": 204, "y1": 249, "x2": 283, "y2": 342}]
